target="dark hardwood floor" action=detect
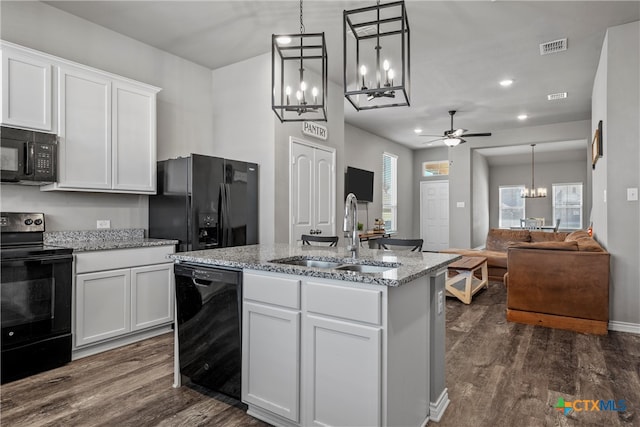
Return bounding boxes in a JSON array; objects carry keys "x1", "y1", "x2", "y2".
[{"x1": 2, "y1": 282, "x2": 639, "y2": 426}]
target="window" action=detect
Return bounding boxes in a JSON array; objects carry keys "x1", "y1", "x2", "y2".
[
  {"x1": 499, "y1": 185, "x2": 525, "y2": 228},
  {"x1": 382, "y1": 153, "x2": 397, "y2": 231},
  {"x1": 422, "y1": 160, "x2": 449, "y2": 176},
  {"x1": 553, "y1": 183, "x2": 583, "y2": 229}
]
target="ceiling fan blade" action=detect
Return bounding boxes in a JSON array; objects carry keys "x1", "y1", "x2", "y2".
[
  {"x1": 422, "y1": 138, "x2": 445, "y2": 144},
  {"x1": 461, "y1": 132, "x2": 492, "y2": 137},
  {"x1": 419, "y1": 134, "x2": 445, "y2": 137}
]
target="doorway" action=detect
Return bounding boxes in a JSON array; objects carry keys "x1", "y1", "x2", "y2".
[
  {"x1": 420, "y1": 180, "x2": 449, "y2": 251},
  {"x1": 289, "y1": 138, "x2": 336, "y2": 245}
]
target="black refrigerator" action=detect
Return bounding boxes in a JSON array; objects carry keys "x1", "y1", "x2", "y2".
[{"x1": 149, "y1": 154, "x2": 258, "y2": 251}]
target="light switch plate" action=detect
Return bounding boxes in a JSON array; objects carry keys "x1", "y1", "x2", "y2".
[
  {"x1": 456, "y1": 202, "x2": 465, "y2": 208},
  {"x1": 627, "y1": 188, "x2": 638, "y2": 201},
  {"x1": 97, "y1": 220, "x2": 111, "y2": 229}
]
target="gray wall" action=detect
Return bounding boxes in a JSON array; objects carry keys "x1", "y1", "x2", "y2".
[
  {"x1": 447, "y1": 120, "x2": 591, "y2": 248},
  {"x1": 488, "y1": 159, "x2": 588, "y2": 230},
  {"x1": 0, "y1": 1, "x2": 214, "y2": 231},
  {"x1": 344, "y1": 124, "x2": 414, "y2": 238},
  {"x1": 274, "y1": 78, "x2": 346, "y2": 244},
  {"x1": 472, "y1": 151, "x2": 490, "y2": 247},
  {"x1": 592, "y1": 21, "x2": 640, "y2": 327}
]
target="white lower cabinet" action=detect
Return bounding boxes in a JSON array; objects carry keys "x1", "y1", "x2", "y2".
[
  {"x1": 243, "y1": 272, "x2": 301, "y2": 422},
  {"x1": 304, "y1": 315, "x2": 381, "y2": 427},
  {"x1": 74, "y1": 246, "x2": 175, "y2": 358},
  {"x1": 76, "y1": 268, "x2": 130, "y2": 346}
]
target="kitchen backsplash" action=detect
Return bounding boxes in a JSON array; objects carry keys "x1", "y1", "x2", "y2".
[{"x1": 44, "y1": 228, "x2": 145, "y2": 245}]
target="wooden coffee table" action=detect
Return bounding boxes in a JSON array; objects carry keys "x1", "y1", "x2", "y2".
[{"x1": 445, "y1": 256, "x2": 488, "y2": 304}]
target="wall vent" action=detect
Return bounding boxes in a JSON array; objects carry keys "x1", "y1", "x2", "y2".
[
  {"x1": 540, "y1": 38, "x2": 567, "y2": 55},
  {"x1": 547, "y1": 92, "x2": 568, "y2": 101}
]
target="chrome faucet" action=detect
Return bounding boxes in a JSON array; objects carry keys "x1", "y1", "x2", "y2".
[{"x1": 343, "y1": 192, "x2": 359, "y2": 258}]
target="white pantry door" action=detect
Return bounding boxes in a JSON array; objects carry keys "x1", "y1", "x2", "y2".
[
  {"x1": 290, "y1": 138, "x2": 335, "y2": 245},
  {"x1": 420, "y1": 180, "x2": 449, "y2": 251}
]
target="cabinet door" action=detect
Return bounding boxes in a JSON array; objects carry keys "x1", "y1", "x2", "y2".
[
  {"x1": 112, "y1": 82, "x2": 156, "y2": 193},
  {"x1": 305, "y1": 315, "x2": 382, "y2": 427},
  {"x1": 1, "y1": 47, "x2": 53, "y2": 131},
  {"x1": 243, "y1": 301, "x2": 300, "y2": 422},
  {"x1": 57, "y1": 66, "x2": 112, "y2": 189},
  {"x1": 76, "y1": 269, "x2": 130, "y2": 347},
  {"x1": 131, "y1": 263, "x2": 174, "y2": 331}
]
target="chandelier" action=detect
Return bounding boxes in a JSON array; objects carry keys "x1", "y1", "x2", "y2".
[
  {"x1": 272, "y1": 0, "x2": 327, "y2": 122},
  {"x1": 343, "y1": 0, "x2": 410, "y2": 111},
  {"x1": 521, "y1": 144, "x2": 547, "y2": 198}
]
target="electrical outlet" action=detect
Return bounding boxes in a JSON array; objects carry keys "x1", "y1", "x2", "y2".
[
  {"x1": 627, "y1": 188, "x2": 638, "y2": 201},
  {"x1": 437, "y1": 290, "x2": 444, "y2": 314},
  {"x1": 97, "y1": 220, "x2": 111, "y2": 229}
]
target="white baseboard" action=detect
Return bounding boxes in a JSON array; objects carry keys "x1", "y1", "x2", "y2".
[
  {"x1": 608, "y1": 321, "x2": 640, "y2": 334},
  {"x1": 429, "y1": 387, "x2": 450, "y2": 422}
]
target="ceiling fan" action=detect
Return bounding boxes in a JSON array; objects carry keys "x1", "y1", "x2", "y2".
[{"x1": 420, "y1": 110, "x2": 492, "y2": 147}]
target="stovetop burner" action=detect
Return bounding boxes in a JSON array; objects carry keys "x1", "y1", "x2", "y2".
[{"x1": 1, "y1": 212, "x2": 72, "y2": 260}]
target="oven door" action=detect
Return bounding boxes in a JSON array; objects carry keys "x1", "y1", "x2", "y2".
[
  {"x1": 0, "y1": 139, "x2": 25, "y2": 183},
  {"x1": 1, "y1": 254, "x2": 72, "y2": 349}
]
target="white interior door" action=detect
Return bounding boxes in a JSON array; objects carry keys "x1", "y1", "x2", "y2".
[
  {"x1": 290, "y1": 138, "x2": 335, "y2": 244},
  {"x1": 420, "y1": 180, "x2": 449, "y2": 251}
]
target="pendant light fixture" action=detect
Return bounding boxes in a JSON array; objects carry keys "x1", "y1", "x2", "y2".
[
  {"x1": 343, "y1": 0, "x2": 410, "y2": 111},
  {"x1": 521, "y1": 144, "x2": 547, "y2": 198},
  {"x1": 272, "y1": 0, "x2": 327, "y2": 122}
]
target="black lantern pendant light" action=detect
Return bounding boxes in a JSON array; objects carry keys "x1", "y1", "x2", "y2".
[
  {"x1": 343, "y1": 0, "x2": 410, "y2": 111},
  {"x1": 272, "y1": 0, "x2": 328, "y2": 122},
  {"x1": 521, "y1": 144, "x2": 547, "y2": 198}
]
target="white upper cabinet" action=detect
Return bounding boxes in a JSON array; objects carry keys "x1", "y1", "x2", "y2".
[
  {"x1": 112, "y1": 82, "x2": 156, "y2": 193},
  {"x1": 56, "y1": 65, "x2": 112, "y2": 190},
  {"x1": 1, "y1": 44, "x2": 54, "y2": 132},
  {"x1": 0, "y1": 41, "x2": 161, "y2": 194}
]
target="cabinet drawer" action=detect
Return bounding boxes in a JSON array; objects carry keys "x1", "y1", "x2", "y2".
[
  {"x1": 244, "y1": 271, "x2": 300, "y2": 309},
  {"x1": 75, "y1": 245, "x2": 175, "y2": 274},
  {"x1": 305, "y1": 281, "x2": 382, "y2": 325}
]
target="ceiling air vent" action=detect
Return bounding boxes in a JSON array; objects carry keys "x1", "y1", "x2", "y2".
[
  {"x1": 547, "y1": 92, "x2": 568, "y2": 101},
  {"x1": 540, "y1": 38, "x2": 567, "y2": 55}
]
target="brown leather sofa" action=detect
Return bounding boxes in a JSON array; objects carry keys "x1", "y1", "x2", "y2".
[
  {"x1": 441, "y1": 228, "x2": 570, "y2": 282},
  {"x1": 505, "y1": 230, "x2": 610, "y2": 335}
]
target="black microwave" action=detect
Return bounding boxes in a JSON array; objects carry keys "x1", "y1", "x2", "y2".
[{"x1": 0, "y1": 126, "x2": 57, "y2": 185}]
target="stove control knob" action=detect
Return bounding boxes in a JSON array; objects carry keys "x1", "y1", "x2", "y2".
[
  {"x1": 8, "y1": 331, "x2": 14, "y2": 336},
  {"x1": 34, "y1": 219, "x2": 43, "y2": 225},
  {"x1": 24, "y1": 219, "x2": 33, "y2": 225}
]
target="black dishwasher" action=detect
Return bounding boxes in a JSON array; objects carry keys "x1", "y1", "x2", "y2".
[{"x1": 174, "y1": 263, "x2": 242, "y2": 399}]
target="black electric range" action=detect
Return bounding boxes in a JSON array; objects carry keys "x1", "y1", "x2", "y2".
[{"x1": 1, "y1": 212, "x2": 73, "y2": 383}]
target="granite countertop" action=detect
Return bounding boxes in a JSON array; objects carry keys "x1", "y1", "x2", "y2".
[
  {"x1": 44, "y1": 228, "x2": 178, "y2": 252},
  {"x1": 169, "y1": 244, "x2": 461, "y2": 287}
]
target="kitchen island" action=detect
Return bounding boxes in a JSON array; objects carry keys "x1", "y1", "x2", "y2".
[{"x1": 170, "y1": 244, "x2": 460, "y2": 427}]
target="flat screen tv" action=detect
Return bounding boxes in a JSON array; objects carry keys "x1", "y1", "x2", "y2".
[{"x1": 345, "y1": 166, "x2": 374, "y2": 202}]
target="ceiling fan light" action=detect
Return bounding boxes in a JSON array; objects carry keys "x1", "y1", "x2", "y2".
[{"x1": 445, "y1": 138, "x2": 462, "y2": 147}]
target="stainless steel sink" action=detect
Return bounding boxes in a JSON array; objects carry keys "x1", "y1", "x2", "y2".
[
  {"x1": 271, "y1": 258, "x2": 343, "y2": 269},
  {"x1": 334, "y1": 264, "x2": 394, "y2": 273},
  {"x1": 270, "y1": 257, "x2": 399, "y2": 273}
]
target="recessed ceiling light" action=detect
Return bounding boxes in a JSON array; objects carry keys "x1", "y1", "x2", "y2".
[
  {"x1": 414, "y1": 128, "x2": 422, "y2": 134},
  {"x1": 499, "y1": 79, "x2": 514, "y2": 87},
  {"x1": 518, "y1": 114, "x2": 528, "y2": 120},
  {"x1": 276, "y1": 36, "x2": 291, "y2": 45}
]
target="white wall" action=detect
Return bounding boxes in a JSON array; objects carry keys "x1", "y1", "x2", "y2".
[
  {"x1": 592, "y1": 21, "x2": 640, "y2": 328},
  {"x1": 211, "y1": 54, "x2": 275, "y2": 244},
  {"x1": 0, "y1": 1, "x2": 214, "y2": 231},
  {"x1": 344, "y1": 123, "x2": 414, "y2": 238}
]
